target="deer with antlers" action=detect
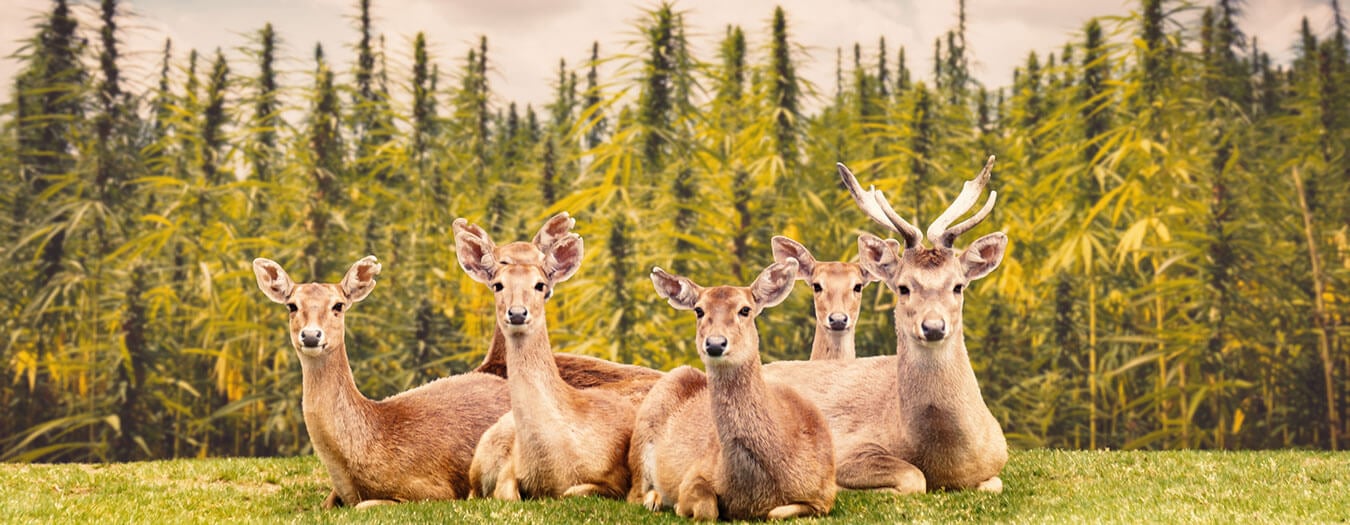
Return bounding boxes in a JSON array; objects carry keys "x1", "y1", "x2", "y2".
[
  {"x1": 771, "y1": 236, "x2": 881, "y2": 360},
  {"x1": 455, "y1": 214, "x2": 660, "y2": 500},
  {"x1": 252, "y1": 256, "x2": 510, "y2": 508},
  {"x1": 630, "y1": 260, "x2": 836, "y2": 520},
  {"x1": 762, "y1": 156, "x2": 1009, "y2": 493}
]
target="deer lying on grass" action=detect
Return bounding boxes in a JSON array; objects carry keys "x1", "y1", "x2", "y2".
[
  {"x1": 771, "y1": 235, "x2": 880, "y2": 360},
  {"x1": 458, "y1": 213, "x2": 660, "y2": 390},
  {"x1": 630, "y1": 260, "x2": 836, "y2": 520},
  {"x1": 252, "y1": 256, "x2": 510, "y2": 508},
  {"x1": 762, "y1": 156, "x2": 1009, "y2": 493},
  {"x1": 456, "y1": 217, "x2": 659, "y2": 500}
]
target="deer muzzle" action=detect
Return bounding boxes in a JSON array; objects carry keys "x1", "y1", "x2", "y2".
[
  {"x1": 827, "y1": 312, "x2": 850, "y2": 331},
  {"x1": 506, "y1": 306, "x2": 529, "y2": 326},
  {"x1": 704, "y1": 335, "x2": 728, "y2": 357},
  {"x1": 920, "y1": 319, "x2": 947, "y2": 342}
]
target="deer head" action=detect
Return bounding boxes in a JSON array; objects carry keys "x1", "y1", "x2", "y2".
[
  {"x1": 455, "y1": 214, "x2": 584, "y2": 334},
  {"x1": 840, "y1": 156, "x2": 1007, "y2": 346},
  {"x1": 771, "y1": 236, "x2": 880, "y2": 333},
  {"x1": 650, "y1": 260, "x2": 798, "y2": 368},
  {"x1": 253, "y1": 256, "x2": 381, "y2": 357}
]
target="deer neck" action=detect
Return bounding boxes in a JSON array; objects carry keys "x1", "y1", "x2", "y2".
[
  {"x1": 893, "y1": 322, "x2": 981, "y2": 409},
  {"x1": 811, "y1": 324, "x2": 856, "y2": 360},
  {"x1": 707, "y1": 356, "x2": 778, "y2": 465},
  {"x1": 298, "y1": 341, "x2": 376, "y2": 462},
  {"x1": 502, "y1": 321, "x2": 569, "y2": 401}
]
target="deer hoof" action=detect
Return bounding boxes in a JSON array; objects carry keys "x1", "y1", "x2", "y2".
[
  {"x1": 767, "y1": 503, "x2": 816, "y2": 520},
  {"x1": 643, "y1": 490, "x2": 662, "y2": 512},
  {"x1": 353, "y1": 499, "x2": 397, "y2": 509},
  {"x1": 562, "y1": 483, "x2": 604, "y2": 498},
  {"x1": 976, "y1": 476, "x2": 1004, "y2": 493}
]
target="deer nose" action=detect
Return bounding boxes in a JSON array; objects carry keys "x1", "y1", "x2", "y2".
[
  {"x1": 704, "y1": 335, "x2": 728, "y2": 357},
  {"x1": 299, "y1": 328, "x2": 323, "y2": 347},
  {"x1": 506, "y1": 306, "x2": 529, "y2": 325},
  {"x1": 827, "y1": 313, "x2": 849, "y2": 331},
  {"x1": 921, "y1": 319, "x2": 946, "y2": 341}
]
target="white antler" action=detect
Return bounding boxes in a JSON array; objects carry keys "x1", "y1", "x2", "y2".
[
  {"x1": 926, "y1": 155, "x2": 998, "y2": 249},
  {"x1": 837, "y1": 162, "x2": 922, "y2": 249}
]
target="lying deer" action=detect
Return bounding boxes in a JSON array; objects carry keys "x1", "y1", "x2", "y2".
[
  {"x1": 631, "y1": 260, "x2": 836, "y2": 520},
  {"x1": 762, "y1": 156, "x2": 1009, "y2": 493},
  {"x1": 771, "y1": 235, "x2": 880, "y2": 360},
  {"x1": 252, "y1": 256, "x2": 510, "y2": 507},
  {"x1": 456, "y1": 217, "x2": 658, "y2": 500},
  {"x1": 460, "y1": 213, "x2": 660, "y2": 390}
]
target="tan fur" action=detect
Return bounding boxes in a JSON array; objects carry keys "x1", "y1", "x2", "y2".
[
  {"x1": 766, "y1": 160, "x2": 1011, "y2": 493},
  {"x1": 632, "y1": 262, "x2": 836, "y2": 520},
  {"x1": 772, "y1": 236, "x2": 879, "y2": 360},
  {"x1": 252, "y1": 256, "x2": 510, "y2": 508},
  {"x1": 455, "y1": 215, "x2": 659, "y2": 500}
]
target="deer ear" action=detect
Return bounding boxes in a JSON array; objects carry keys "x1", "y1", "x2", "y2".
[
  {"x1": 650, "y1": 267, "x2": 700, "y2": 311},
  {"x1": 340, "y1": 256, "x2": 381, "y2": 303},
  {"x1": 253, "y1": 258, "x2": 294, "y2": 304},
  {"x1": 751, "y1": 258, "x2": 798, "y2": 309},
  {"x1": 771, "y1": 236, "x2": 815, "y2": 281},
  {"x1": 533, "y1": 212, "x2": 576, "y2": 252},
  {"x1": 453, "y1": 218, "x2": 496, "y2": 251},
  {"x1": 960, "y1": 232, "x2": 1007, "y2": 281},
  {"x1": 857, "y1": 234, "x2": 901, "y2": 284},
  {"x1": 545, "y1": 234, "x2": 583, "y2": 284},
  {"x1": 455, "y1": 232, "x2": 498, "y2": 284}
]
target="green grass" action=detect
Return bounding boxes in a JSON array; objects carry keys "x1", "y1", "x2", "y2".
[{"x1": 1, "y1": 450, "x2": 1348, "y2": 523}]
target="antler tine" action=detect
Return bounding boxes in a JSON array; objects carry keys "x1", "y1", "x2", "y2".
[
  {"x1": 837, "y1": 162, "x2": 922, "y2": 249},
  {"x1": 925, "y1": 155, "x2": 997, "y2": 248}
]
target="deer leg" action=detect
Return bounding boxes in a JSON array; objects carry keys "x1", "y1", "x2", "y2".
[
  {"x1": 836, "y1": 443, "x2": 926, "y2": 494},
  {"x1": 675, "y1": 472, "x2": 719, "y2": 521},
  {"x1": 642, "y1": 490, "x2": 663, "y2": 512},
  {"x1": 321, "y1": 489, "x2": 343, "y2": 509},
  {"x1": 353, "y1": 499, "x2": 397, "y2": 509},
  {"x1": 562, "y1": 483, "x2": 604, "y2": 498},
  {"x1": 767, "y1": 503, "x2": 821, "y2": 520},
  {"x1": 976, "y1": 476, "x2": 1004, "y2": 493},
  {"x1": 492, "y1": 459, "x2": 521, "y2": 501}
]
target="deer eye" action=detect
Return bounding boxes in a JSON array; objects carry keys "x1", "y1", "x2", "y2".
[
  {"x1": 898, "y1": 285, "x2": 911, "y2": 295},
  {"x1": 953, "y1": 284, "x2": 963, "y2": 294},
  {"x1": 738, "y1": 306, "x2": 752, "y2": 317},
  {"x1": 286, "y1": 303, "x2": 298, "y2": 313},
  {"x1": 332, "y1": 303, "x2": 344, "y2": 313},
  {"x1": 812, "y1": 283, "x2": 822, "y2": 293},
  {"x1": 694, "y1": 307, "x2": 705, "y2": 318},
  {"x1": 853, "y1": 284, "x2": 863, "y2": 293},
  {"x1": 534, "y1": 282, "x2": 546, "y2": 292},
  {"x1": 492, "y1": 282, "x2": 504, "y2": 292}
]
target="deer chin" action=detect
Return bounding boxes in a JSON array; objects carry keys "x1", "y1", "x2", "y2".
[
  {"x1": 502, "y1": 320, "x2": 534, "y2": 335},
  {"x1": 297, "y1": 344, "x2": 326, "y2": 357}
]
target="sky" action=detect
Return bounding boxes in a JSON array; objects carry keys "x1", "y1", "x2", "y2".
[{"x1": 0, "y1": 0, "x2": 1338, "y2": 112}]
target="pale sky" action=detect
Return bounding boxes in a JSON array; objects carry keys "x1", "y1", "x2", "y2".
[{"x1": 0, "y1": 0, "x2": 1336, "y2": 113}]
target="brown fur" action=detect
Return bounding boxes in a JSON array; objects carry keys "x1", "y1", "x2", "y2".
[
  {"x1": 772, "y1": 236, "x2": 880, "y2": 360},
  {"x1": 252, "y1": 257, "x2": 510, "y2": 508},
  {"x1": 761, "y1": 233, "x2": 1010, "y2": 493},
  {"x1": 455, "y1": 216, "x2": 660, "y2": 500},
  {"x1": 631, "y1": 262, "x2": 836, "y2": 520}
]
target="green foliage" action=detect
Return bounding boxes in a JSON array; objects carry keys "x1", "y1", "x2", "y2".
[{"x1": 2, "y1": 0, "x2": 1349, "y2": 462}]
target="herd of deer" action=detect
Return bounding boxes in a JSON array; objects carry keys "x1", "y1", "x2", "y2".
[{"x1": 251, "y1": 156, "x2": 1010, "y2": 520}]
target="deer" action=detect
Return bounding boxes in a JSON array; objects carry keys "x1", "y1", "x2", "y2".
[
  {"x1": 251, "y1": 256, "x2": 511, "y2": 508},
  {"x1": 630, "y1": 259, "x2": 836, "y2": 520},
  {"x1": 771, "y1": 235, "x2": 881, "y2": 360},
  {"x1": 455, "y1": 216, "x2": 660, "y2": 501},
  {"x1": 761, "y1": 156, "x2": 1009, "y2": 494},
  {"x1": 457, "y1": 213, "x2": 661, "y2": 389}
]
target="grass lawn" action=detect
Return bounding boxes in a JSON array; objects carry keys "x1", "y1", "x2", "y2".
[{"x1": 1, "y1": 450, "x2": 1347, "y2": 523}]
